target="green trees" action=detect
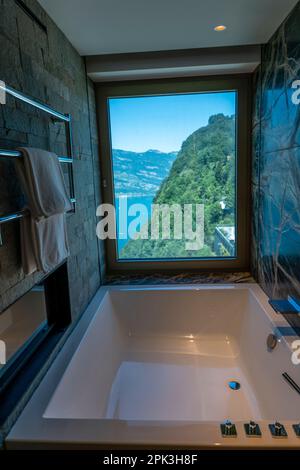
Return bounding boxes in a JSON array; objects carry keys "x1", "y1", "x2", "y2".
[{"x1": 121, "y1": 113, "x2": 236, "y2": 259}]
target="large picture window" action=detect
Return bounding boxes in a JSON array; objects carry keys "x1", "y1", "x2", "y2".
[{"x1": 97, "y1": 77, "x2": 250, "y2": 272}]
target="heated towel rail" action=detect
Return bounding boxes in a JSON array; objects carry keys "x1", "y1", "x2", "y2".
[{"x1": 0, "y1": 84, "x2": 76, "y2": 241}]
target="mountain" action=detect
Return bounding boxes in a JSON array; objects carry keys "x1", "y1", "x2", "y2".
[
  {"x1": 120, "y1": 114, "x2": 236, "y2": 259},
  {"x1": 154, "y1": 113, "x2": 235, "y2": 238},
  {"x1": 112, "y1": 149, "x2": 177, "y2": 196}
]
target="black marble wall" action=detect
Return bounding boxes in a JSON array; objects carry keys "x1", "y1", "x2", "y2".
[
  {"x1": 252, "y1": 1, "x2": 300, "y2": 331},
  {"x1": 0, "y1": 0, "x2": 105, "y2": 319}
]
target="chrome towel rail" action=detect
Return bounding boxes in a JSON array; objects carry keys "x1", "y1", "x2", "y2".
[
  {"x1": 0, "y1": 84, "x2": 76, "y2": 244},
  {"x1": 1, "y1": 84, "x2": 70, "y2": 122},
  {"x1": 0, "y1": 149, "x2": 73, "y2": 164},
  {"x1": 0, "y1": 210, "x2": 28, "y2": 226},
  {"x1": 0, "y1": 203, "x2": 76, "y2": 226}
]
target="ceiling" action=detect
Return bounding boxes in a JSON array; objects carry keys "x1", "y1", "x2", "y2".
[
  {"x1": 38, "y1": 0, "x2": 298, "y2": 56},
  {"x1": 86, "y1": 45, "x2": 261, "y2": 81}
]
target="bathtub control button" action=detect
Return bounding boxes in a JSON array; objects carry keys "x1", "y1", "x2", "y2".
[
  {"x1": 269, "y1": 422, "x2": 288, "y2": 438},
  {"x1": 292, "y1": 423, "x2": 300, "y2": 437},
  {"x1": 221, "y1": 420, "x2": 237, "y2": 437},
  {"x1": 266, "y1": 333, "x2": 278, "y2": 351},
  {"x1": 244, "y1": 421, "x2": 262, "y2": 437}
]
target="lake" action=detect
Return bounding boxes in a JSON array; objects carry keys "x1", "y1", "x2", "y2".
[{"x1": 115, "y1": 195, "x2": 154, "y2": 252}]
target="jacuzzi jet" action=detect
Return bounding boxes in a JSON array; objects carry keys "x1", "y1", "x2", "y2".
[{"x1": 228, "y1": 380, "x2": 241, "y2": 390}]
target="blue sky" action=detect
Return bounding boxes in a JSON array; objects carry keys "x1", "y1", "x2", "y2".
[{"x1": 108, "y1": 91, "x2": 236, "y2": 153}]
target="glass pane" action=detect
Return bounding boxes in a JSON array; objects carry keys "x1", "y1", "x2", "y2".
[
  {"x1": 108, "y1": 91, "x2": 237, "y2": 260},
  {"x1": 0, "y1": 285, "x2": 47, "y2": 375}
]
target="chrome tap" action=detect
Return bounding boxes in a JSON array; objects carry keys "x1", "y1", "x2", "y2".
[
  {"x1": 220, "y1": 420, "x2": 237, "y2": 437},
  {"x1": 269, "y1": 422, "x2": 288, "y2": 438},
  {"x1": 244, "y1": 421, "x2": 261, "y2": 437}
]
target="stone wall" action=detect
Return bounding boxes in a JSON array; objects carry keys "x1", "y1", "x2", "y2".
[
  {"x1": 252, "y1": 1, "x2": 300, "y2": 332},
  {"x1": 0, "y1": 0, "x2": 103, "y2": 319}
]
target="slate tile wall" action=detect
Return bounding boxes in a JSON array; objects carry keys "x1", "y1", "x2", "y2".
[{"x1": 0, "y1": 0, "x2": 103, "y2": 319}]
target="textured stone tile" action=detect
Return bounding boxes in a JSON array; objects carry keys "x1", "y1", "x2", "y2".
[
  {"x1": 252, "y1": 2, "x2": 300, "y2": 333},
  {"x1": 105, "y1": 272, "x2": 254, "y2": 285},
  {"x1": 252, "y1": 64, "x2": 262, "y2": 130},
  {"x1": 260, "y1": 2, "x2": 300, "y2": 154},
  {"x1": 0, "y1": 33, "x2": 23, "y2": 88},
  {"x1": 0, "y1": 0, "x2": 18, "y2": 44},
  {"x1": 258, "y1": 147, "x2": 300, "y2": 297},
  {"x1": 0, "y1": 0, "x2": 103, "y2": 320}
]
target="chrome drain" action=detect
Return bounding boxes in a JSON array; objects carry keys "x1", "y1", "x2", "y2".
[{"x1": 228, "y1": 380, "x2": 241, "y2": 390}]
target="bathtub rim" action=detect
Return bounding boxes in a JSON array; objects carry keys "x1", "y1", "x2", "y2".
[{"x1": 5, "y1": 283, "x2": 300, "y2": 450}]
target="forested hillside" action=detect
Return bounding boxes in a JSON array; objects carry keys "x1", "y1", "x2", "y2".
[{"x1": 121, "y1": 114, "x2": 236, "y2": 259}]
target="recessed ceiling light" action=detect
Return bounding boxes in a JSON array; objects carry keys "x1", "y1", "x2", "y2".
[{"x1": 214, "y1": 25, "x2": 227, "y2": 32}]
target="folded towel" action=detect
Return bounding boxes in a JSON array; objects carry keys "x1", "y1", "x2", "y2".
[
  {"x1": 20, "y1": 212, "x2": 70, "y2": 274},
  {"x1": 16, "y1": 147, "x2": 72, "y2": 217},
  {"x1": 15, "y1": 148, "x2": 72, "y2": 275}
]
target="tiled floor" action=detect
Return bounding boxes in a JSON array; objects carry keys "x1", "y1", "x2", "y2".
[{"x1": 105, "y1": 271, "x2": 254, "y2": 285}]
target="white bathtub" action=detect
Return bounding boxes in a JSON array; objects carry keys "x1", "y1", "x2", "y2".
[{"x1": 6, "y1": 284, "x2": 300, "y2": 449}]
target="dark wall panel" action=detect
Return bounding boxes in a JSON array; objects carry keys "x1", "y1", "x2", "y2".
[{"x1": 252, "y1": 1, "x2": 300, "y2": 332}]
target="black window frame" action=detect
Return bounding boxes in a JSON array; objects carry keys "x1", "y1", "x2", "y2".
[{"x1": 96, "y1": 75, "x2": 252, "y2": 274}]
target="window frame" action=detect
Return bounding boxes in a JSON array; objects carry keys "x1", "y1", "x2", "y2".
[{"x1": 96, "y1": 75, "x2": 251, "y2": 273}]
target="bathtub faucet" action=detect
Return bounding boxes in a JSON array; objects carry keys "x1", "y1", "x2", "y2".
[{"x1": 269, "y1": 296, "x2": 300, "y2": 315}]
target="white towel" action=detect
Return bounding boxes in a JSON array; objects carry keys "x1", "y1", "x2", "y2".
[
  {"x1": 16, "y1": 147, "x2": 72, "y2": 216},
  {"x1": 20, "y1": 212, "x2": 70, "y2": 274},
  {"x1": 15, "y1": 148, "x2": 72, "y2": 275}
]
